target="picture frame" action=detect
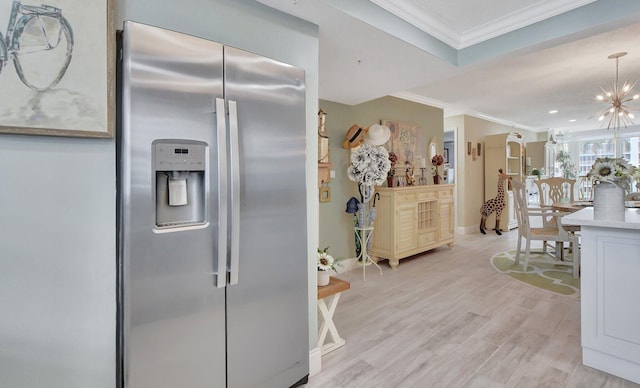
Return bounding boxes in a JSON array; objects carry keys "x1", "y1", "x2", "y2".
[
  {"x1": 381, "y1": 119, "x2": 422, "y2": 167},
  {"x1": 444, "y1": 148, "x2": 449, "y2": 163},
  {"x1": 0, "y1": 0, "x2": 114, "y2": 138},
  {"x1": 319, "y1": 184, "x2": 331, "y2": 203}
]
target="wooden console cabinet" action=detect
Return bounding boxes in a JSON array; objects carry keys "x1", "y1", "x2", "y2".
[{"x1": 370, "y1": 185, "x2": 454, "y2": 269}]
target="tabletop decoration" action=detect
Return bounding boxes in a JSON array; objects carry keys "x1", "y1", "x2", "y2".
[
  {"x1": 387, "y1": 151, "x2": 398, "y2": 187},
  {"x1": 587, "y1": 157, "x2": 637, "y2": 220},
  {"x1": 431, "y1": 154, "x2": 444, "y2": 184},
  {"x1": 317, "y1": 246, "x2": 342, "y2": 286}
]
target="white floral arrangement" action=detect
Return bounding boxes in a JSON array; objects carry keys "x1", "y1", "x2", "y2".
[
  {"x1": 587, "y1": 157, "x2": 637, "y2": 192},
  {"x1": 347, "y1": 143, "x2": 391, "y2": 186},
  {"x1": 317, "y1": 246, "x2": 342, "y2": 272}
]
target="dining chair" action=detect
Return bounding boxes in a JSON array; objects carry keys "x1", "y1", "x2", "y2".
[
  {"x1": 578, "y1": 175, "x2": 594, "y2": 201},
  {"x1": 534, "y1": 177, "x2": 577, "y2": 255},
  {"x1": 626, "y1": 192, "x2": 640, "y2": 201},
  {"x1": 512, "y1": 180, "x2": 579, "y2": 278},
  {"x1": 535, "y1": 177, "x2": 576, "y2": 207}
]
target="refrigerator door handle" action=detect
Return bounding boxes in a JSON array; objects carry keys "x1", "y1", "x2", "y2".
[
  {"x1": 215, "y1": 97, "x2": 228, "y2": 288},
  {"x1": 228, "y1": 100, "x2": 241, "y2": 285}
]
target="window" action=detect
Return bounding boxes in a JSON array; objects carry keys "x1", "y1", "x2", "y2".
[{"x1": 577, "y1": 136, "x2": 640, "y2": 176}]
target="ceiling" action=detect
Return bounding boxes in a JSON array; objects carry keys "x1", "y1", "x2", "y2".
[{"x1": 257, "y1": 0, "x2": 640, "y2": 134}]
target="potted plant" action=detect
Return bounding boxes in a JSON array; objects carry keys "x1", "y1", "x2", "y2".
[
  {"x1": 531, "y1": 168, "x2": 541, "y2": 179},
  {"x1": 387, "y1": 151, "x2": 397, "y2": 187},
  {"x1": 587, "y1": 157, "x2": 637, "y2": 220},
  {"x1": 555, "y1": 150, "x2": 576, "y2": 179},
  {"x1": 431, "y1": 154, "x2": 444, "y2": 184},
  {"x1": 317, "y1": 246, "x2": 343, "y2": 286}
]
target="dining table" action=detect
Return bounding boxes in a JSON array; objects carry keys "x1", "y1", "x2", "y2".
[
  {"x1": 551, "y1": 201, "x2": 593, "y2": 234},
  {"x1": 551, "y1": 200, "x2": 592, "y2": 213},
  {"x1": 553, "y1": 200, "x2": 640, "y2": 213}
]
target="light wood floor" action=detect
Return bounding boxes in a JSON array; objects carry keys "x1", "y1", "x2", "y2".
[{"x1": 306, "y1": 230, "x2": 640, "y2": 388}]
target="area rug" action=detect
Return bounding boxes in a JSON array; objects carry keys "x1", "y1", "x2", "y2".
[{"x1": 490, "y1": 250, "x2": 580, "y2": 297}]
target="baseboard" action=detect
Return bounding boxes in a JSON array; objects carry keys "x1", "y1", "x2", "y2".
[
  {"x1": 309, "y1": 347, "x2": 322, "y2": 376},
  {"x1": 336, "y1": 257, "x2": 358, "y2": 273},
  {"x1": 457, "y1": 225, "x2": 478, "y2": 235}
]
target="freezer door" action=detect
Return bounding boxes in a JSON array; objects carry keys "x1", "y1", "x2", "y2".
[
  {"x1": 223, "y1": 46, "x2": 309, "y2": 387},
  {"x1": 119, "y1": 21, "x2": 226, "y2": 388}
]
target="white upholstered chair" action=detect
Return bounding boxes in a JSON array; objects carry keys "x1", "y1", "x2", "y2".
[{"x1": 512, "y1": 180, "x2": 579, "y2": 278}]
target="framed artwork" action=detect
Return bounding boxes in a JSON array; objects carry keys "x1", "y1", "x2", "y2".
[
  {"x1": 444, "y1": 148, "x2": 449, "y2": 163},
  {"x1": 0, "y1": 0, "x2": 114, "y2": 138},
  {"x1": 381, "y1": 119, "x2": 422, "y2": 167}
]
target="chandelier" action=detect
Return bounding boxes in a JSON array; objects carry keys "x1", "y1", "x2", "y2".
[{"x1": 596, "y1": 52, "x2": 640, "y2": 130}]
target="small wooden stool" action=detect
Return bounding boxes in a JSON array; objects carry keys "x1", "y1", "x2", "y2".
[{"x1": 317, "y1": 276, "x2": 350, "y2": 355}]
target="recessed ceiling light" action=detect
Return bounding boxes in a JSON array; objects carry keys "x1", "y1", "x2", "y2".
[
  {"x1": 569, "y1": 119, "x2": 576, "y2": 122},
  {"x1": 549, "y1": 110, "x2": 558, "y2": 114}
]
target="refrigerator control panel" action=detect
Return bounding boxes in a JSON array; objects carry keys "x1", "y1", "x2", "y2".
[{"x1": 154, "y1": 141, "x2": 206, "y2": 171}]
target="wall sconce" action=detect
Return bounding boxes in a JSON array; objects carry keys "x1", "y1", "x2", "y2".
[{"x1": 467, "y1": 141, "x2": 472, "y2": 155}]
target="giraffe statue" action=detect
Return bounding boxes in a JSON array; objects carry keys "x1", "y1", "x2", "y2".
[{"x1": 480, "y1": 169, "x2": 509, "y2": 235}]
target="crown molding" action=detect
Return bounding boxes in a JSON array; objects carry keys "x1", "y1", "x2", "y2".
[
  {"x1": 393, "y1": 91, "x2": 542, "y2": 132},
  {"x1": 370, "y1": 0, "x2": 460, "y2": 48},
  {"x1": 371, "y1": 0, "x2": 596, "y2": 49},
  {"x1": 459, "y1": 0, "x2": 597, "y2": 48}
]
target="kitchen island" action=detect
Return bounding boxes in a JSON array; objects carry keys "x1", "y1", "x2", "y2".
[{"x1": 562, "y1": 208, "x2": 640, "y2": 384}]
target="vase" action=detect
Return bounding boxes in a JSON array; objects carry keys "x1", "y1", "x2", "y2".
[
  {"x1": 317, "y1": 270, "x2": 330, "y2": 286},
  {"x1": 593, "y1": 181, "x2": 625, "y2": 221},
  {"x1": 387, "y1": 176, "x2": 394, "y2": 187},
  {"x1": 433, "y1": 175, "x2": 440, "y2": 184}
]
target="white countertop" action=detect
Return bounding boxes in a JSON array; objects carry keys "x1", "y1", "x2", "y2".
[{"x1": 562, "y1": 207, "x2": 640, "y2": 230}]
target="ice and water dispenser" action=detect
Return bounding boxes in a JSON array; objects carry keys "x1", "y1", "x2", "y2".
[{"x1": 154, "y1": 140, "x2": 207, "y2": 228}]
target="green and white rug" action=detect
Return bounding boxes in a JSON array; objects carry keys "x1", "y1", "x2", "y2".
[{"x1": 491, "y1": 250, "x2": 580, "y2": 297}]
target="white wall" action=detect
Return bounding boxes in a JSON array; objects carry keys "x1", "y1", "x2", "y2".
[
  {"x1": 0, "y1": 1, "x2": 319, "y2": 387},
  {"x1": 0, "y1": 136, "x2": 116, "y2": 387}
]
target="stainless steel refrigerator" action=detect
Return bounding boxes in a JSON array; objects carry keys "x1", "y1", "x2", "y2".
[{"x1": 116, "y1": 21, "x2": 309, "y2": 388}]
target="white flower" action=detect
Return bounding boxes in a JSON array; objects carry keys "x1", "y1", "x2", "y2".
[
  {"x1": 317, "y1": 246, "x2": 343, "y2": 272},
  {"x1": 588, "y1": 157, "x2": 637, "y2": 192},
  {"x1": 347, "y1": 144, "x2": 391, "y2": 186},
  {"x1": 317, "y1": 252, "x2": 335, "y2": 271}
]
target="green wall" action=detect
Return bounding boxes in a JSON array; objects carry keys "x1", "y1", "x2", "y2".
[{"x1": 319, "y1": 96, "x2": 443, "y2": 262}]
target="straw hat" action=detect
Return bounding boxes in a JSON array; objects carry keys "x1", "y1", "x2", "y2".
[
  {"x1": 342, "y1": 124, "x2": 366, "y2": 148},
  {"x1": 364, "y1": 124, "x2": 391, "y2": 146}
]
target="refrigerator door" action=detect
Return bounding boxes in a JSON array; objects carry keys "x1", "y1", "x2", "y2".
[
  {"x1": 223, "y1": 46, "x2": 309, "y2": 387},
  {"x1": 119, "y1": 22, "x2": 226, "y2": 387}
]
